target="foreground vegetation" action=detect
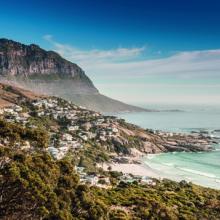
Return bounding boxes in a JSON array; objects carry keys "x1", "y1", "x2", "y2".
[
  {"x1": 0, "y1": 146, "x2": 105, "y2": 220},
  {"x1": 92, "y1": 180, "x2": 220, "y2": 219},
  {"x1": 0, "y1": 111, "x2": 220, "y2": 219},
  {"x1": 1, "y1": 143, "x2": 220, "y2": 220}
]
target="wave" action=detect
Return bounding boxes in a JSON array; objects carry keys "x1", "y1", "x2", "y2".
[
  {"x1": 173, "y1": 153, "x2": 220, "y2": 169},
  {"x1": 161, "y1": 162, "x2": 174, "y2": 167},
  {"x1": 146, "y1": 154, "x2": 160, "y2": 160},
  {"x1": 171, "y1": 152, "x2": 178, "y2": 154},
  {"x1": 176, "y1": 167, "x2": 216, "y2": 179}
]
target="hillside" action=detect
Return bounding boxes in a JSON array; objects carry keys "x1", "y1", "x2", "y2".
[
  {"x1": 0, "y1": 83, "x2": 45, "y2": 108},
  {"x1": 0, "y1": 38, "x2": 149, "y2": 113},
  {"x1": 0, "y1": 83, "x2": 219, "y2": 219}
]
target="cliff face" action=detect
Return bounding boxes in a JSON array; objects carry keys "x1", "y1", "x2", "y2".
[
  {"x1": 0, "y1": 38, "x2": 97, "y2": 92},
  {"x1": 0, "y1": 38, "x2": 148, "y2": 112}
]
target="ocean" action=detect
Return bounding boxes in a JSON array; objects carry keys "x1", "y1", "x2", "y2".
[{"x1": 115, "y1": 104, "x2": 220, "y2": 189}]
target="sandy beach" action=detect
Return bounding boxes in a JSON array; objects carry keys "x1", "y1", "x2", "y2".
[{"x1": 100, "y1": 159, "x2": 160, "y2": 178}]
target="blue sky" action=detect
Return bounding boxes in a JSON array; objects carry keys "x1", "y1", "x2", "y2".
[{"x1": 1, "y1": 0, "x2": 220, "y2": 104}]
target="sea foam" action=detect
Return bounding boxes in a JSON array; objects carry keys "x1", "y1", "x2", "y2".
[{"x1": 177, "y1": 167, "x2": 216, "y2": 179}]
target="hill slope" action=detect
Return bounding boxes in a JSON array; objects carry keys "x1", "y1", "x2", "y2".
[
  {"x1": 0, "y1": 83, "x2": 44, "y2": 108},
  {"x1": 0, "y1": 38, "x2": 148, "y2": 112},
  {"x1": 0, "y1": 83, "x2": 219, "y2": 220}
]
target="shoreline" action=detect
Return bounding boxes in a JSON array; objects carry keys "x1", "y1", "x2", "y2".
[
  {"x1": 100, "y1": 155, "x2": 161, "y2": 178},
  {"x1": 100, "y1": 148, "x2": 220, "y2": 190}
]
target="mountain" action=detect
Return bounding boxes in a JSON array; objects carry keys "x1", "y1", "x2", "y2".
[{"x1": 0, "y1": 38, "x2": 148, "y2": 112}]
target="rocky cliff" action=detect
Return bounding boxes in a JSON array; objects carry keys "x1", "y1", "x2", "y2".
[
  {"x1": 0, "y1": 38, "x2": 97, "y2": 93},
  {"x1": 0, "y1": 38, "x2": 148, "y2": 112}
]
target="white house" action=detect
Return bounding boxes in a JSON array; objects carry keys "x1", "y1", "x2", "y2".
[
  {"x1": 20, "y1": 141, "x2": 31, "y2": 150},
  {"x1": 62, "y1": 133, "x2": 73, "y2": 141},
  {"x1": 68, "y1": 126, "x2": 79, "y2": 131}
]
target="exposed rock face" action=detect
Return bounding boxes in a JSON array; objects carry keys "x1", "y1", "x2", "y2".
[
  {"x1": 0, "y1": 38, "x2": 149, "y2": 112},
  {"x1": 112, "y1": 123, "x2": 215, "y2": 154},
  {"x1": 0, "y1": 38, "x2": 97, "y2": 94},
  {"x1": 0, "y1": 39, "x2": 88, "y2": 80}
]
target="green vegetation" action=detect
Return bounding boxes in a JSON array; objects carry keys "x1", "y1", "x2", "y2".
[
  {"x1": 0, "y1": 119, "x2": 49, "y2": 148},
  {"x1": 1, "y1": 145, "x2": 220, "y2": 219},
  {"x1": 0, "y1": 117, "x2": 220, "y2": 219},
  {"x1": 78, "y1": 141, "x2": 110, "y2": 172},
  {"x1": 28, "y1": 115, "x2": 58, "y2": 130},
  {"x1": 0, "y1": 146, "x2": 111, "y2": 220},
  {"x1": 92, "y1": 180, "x2": 220, "y2": 219}
]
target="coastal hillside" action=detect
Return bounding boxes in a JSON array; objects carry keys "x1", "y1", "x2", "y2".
[
  {"x1": 0, "y1": 82, "x2": 216, "y2": 173},
  {"x1": 0, "y1": 83, "x2": 45, "y2": 107},
  {"x1": 0, "y1": 83, "x2": 219, "y2": 219},
  {"x1": 0, "y1": 38, "x2": 148, "y2": 113},
  {"x1": 0, "y1": 83, "x2": 215, "y2": 157}
]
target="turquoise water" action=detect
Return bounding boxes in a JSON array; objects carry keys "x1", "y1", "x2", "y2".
[{"x1": 116, "y1": 104, "x2": 220, "y2": 189}]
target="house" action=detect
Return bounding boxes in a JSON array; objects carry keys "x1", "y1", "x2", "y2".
[
  {"x1": 120, "y1": 173, "x2": 141, "y2": 183},
  {"x1": 76, "y1": 166, "x2": 85, "y2": 173},
  {"x1": 95, "y1": 118, "x2": 105, "y2": 125},
  {"x1": 37, "y1": 111, "x2": 45, "y2": 117},
  {"x1": 20, "y1": 141, "x2": 31, "y2": 150},
  {"x1": 14, "y1": 105, "x2": 23, "y2": 112},
  {"x1": 48, "y1": 147, "x2": 59, "y2": 157},
  {"x1": 3, "y1": 108, "x2": 14, "y2": 114},
  {"x1": 81, "y1": 122, "x2": 92, "y2": 131},
  {"x1": 59, "y1": 146, "x2": 69, "y2": 154},
  {"x1": 79, "y1": 134, "x2": 88, "y2": 141},
  {"x1": 32, "y1": 102, "x2": 43, "y2": 108},
  {"x1": 56, "y1": 152, "x2": 66, "y2": 160},
  {"x1": 84, "y1": 175, "x2": 99, "y2": 185},
  {"x1": 141, "y1": 176, "x2": 156, "y2": 186},
  {"x1": 53, "y1": 114, "x2": 58, "y2": 119},
  {"x1": 62, "y1": 133, "x2": 73, "y2": 141},
  {"x1": 112, "y1": 127, "x2": 119, "y2": 133},
  {"x1": 68, "y1": 126, "x2": 79, "y2": 131},
  {"x1": 48, "y1": 147, "x2": 66, "y2": 160},
  {"x1": 99, "y1": 136, "x2": 107, "y2": 141},
  {"x1": 68, "y1": 140, "x2": 82, "y2": 149},
  {"x1": 88, "y1": 132, "x2": 96, "y2": 139},
  {"x1": 47, "y1": 103, "x2": 54, "y2": 108},
  {"x1": 66, "y1": 113, "x2": 76, "y2": 120}
]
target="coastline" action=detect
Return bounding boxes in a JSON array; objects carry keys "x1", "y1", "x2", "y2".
[
  {"x1": 100, "y1": 155, "x2": 161, "y2": 179},
  {"x1": 100, "y1": 148, "x2": 220, "y2": 190}
]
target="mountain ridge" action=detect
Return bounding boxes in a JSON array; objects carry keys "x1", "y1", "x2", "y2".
[{"x1": 0, "y1": 38, "x2": 149, "y2": 112}]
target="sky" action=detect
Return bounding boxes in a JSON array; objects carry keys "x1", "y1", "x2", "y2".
[{"x1": 1, "y1": 0, "x2": 220, "y2": 104}]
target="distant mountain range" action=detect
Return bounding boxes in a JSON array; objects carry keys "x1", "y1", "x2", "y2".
[{"x1": 0, "y1": 38, "x2": 150, "y2": 112}]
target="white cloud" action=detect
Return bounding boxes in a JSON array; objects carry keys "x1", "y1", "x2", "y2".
[
  {"x1": 43, "y1": 35, "x2": 220, "y2": 104},
  {"x1": 43, "y1": 35, "x2": 145, "y2": 65},
  {"x1": 84, "y1": 49, "x2": 220, "y2": 80},
  {"x1": 43, "y1": 34, "x2": 53, "y2": 41},
  {"x1": 44, "y1": 35, "x2": 220, "y2": 80}
]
